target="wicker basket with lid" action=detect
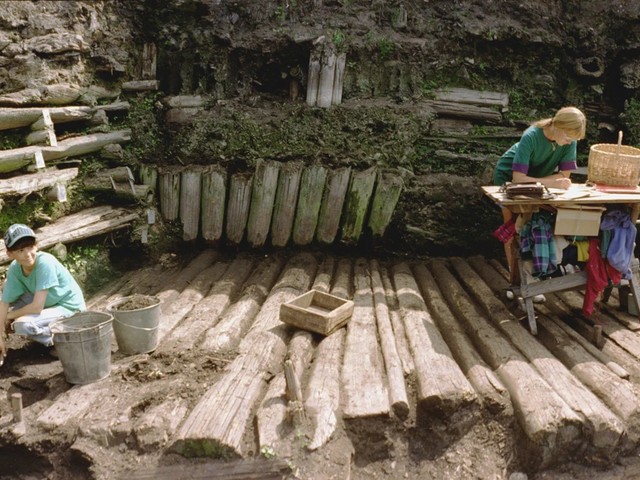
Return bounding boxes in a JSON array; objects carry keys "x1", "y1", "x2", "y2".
[{"x1": 587, "y1": 131, "x2": 640, "y2": 187}]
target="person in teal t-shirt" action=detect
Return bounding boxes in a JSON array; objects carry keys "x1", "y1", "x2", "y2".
[
  {"x1": 0, "y1": 224, "x2": 86, "y2": 364},
  {"x1": 492, "y1": 106, "x2": 587, "y2": 298}
]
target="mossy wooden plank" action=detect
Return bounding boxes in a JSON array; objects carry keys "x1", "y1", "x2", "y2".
[
  {"x1": 316, "y1": 166, "x2": 351, "y2": 244},
  {"x1": 180, "y1": 167, "x2": 203, "y2": 241},
  {"x1": 159, "y1": 167, "x2": 181, "y2": 221},
  {"x1": 225, "y1": 172, "x2": 253, "y2": 245},
  {"x1": 247, "y1": 160, "x2": 280, "y2": 248},
  {"x1": 292, "y1": 165, "x2": 327, "y2": 245},
  {"x1": 271, "y1": 161, "x2": 302, "y2": 247},
  {"x1": 367, "y1": 170, "x2": 403, "y2": 238},
  {"x1": 201, "y1": 166, "x2": 227, "y2": 243},
  {"x1": 340, "y1": 167, "x2": 377, "y2": 245}
]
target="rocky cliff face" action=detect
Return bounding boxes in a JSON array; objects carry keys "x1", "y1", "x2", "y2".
[{"x1": 2, "y1": 0, "x2": 640, "y2": 255}]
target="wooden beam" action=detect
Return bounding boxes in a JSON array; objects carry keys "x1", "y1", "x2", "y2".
[
  {"x1": 292, "y1": 165, "x2": 326, "y2": 245},
  {"x1": 270, "y1": 162, "x2": 302, "y2": 247},
  {"x1": 0, "y1": 168, "x2": 77, "y2": 196},
  {"x1": 316, "y1": 167, "x2": 350, "y2": 245},
  {"x1": 247, "y1": 160, "x2": 279, "y2": 248}
]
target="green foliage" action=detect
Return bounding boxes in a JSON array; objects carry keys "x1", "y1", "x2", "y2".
[
  {"x1": 127, "y1": 93, "x2": 166, "y2": 163},
  {"x1": 332, "y1": 29, "x2": 347, "y2": 51},
  {"x1": 377, "y1": 37, "x2": 395, "y2": 60},
  {"x1": 621, "y1": 97, "x2": 640, "y2": 145},
  {"x1": 63, "y1": 245, "x2": 119, "y2": 296},
  {"x1": 0, "y1": 129, "x2": 25, "y2": 150}
]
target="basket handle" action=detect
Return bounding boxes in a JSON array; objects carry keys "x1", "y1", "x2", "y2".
[{"x1": 617, "y1": 130, "x2": 623, "y2": 159}]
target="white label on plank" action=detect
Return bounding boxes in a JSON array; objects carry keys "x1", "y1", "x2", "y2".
[{"x1": 34, "y1": 150, "x2": 45, "y2": 168}]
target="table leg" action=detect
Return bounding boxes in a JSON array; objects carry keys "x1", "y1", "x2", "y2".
[
  {"x1": 517, "y1": 256, "x2": 538, "y2": 335},
  {"x1": 628, "y1": 259, "x2": 640, "y2": 317}
]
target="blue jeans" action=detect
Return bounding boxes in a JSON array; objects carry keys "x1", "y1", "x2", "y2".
[{"x1": 10, "y1": 294, "x2": 72, "y2": 347}]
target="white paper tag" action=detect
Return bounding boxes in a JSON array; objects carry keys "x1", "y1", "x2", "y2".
[
  {"x1": 147, "y1": 208, "x2": 156, "y2": 224},
  {"x1": 34, "y1": 150, "x2": 45, "y2": 169},
  {"x1": 42, "y1": 109, "x2": 53, "y2": 128},
  {"x1": 57, "y1": 184, "x2": 67, "y2": 202},
  {"x1": 48, "y1": 129, "x2": 57, "y2": 147}
]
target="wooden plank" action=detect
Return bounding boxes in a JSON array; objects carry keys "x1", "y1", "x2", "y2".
[
  {"x1": 0, "y1": 130, "x2": 131, "y2": 173},
  {"x1": 201, "y1": 166, "x2": 226, "y2": 243},
  {"x1": 124, "y1": 458, "x2": 291, "y2": 480},
  {"x1": 292, "y1": 165, "x2": 327, "y2": 245},
  {"x1": 449, "y1": 259, "x2": 625, "y2": 457},
  {"x1": 200, "y1": 254, "x2": 286, "y2": 353},
  {"x1": 270, "y1": 162, "x2": 302, "y2": 247},
  {"x1": 433, "y1": 87, "x2": 509, "y2": 108},
  {"x1": 180, "y1": 168, "x2": 203, "y2": 241},
  {"x1": 367, "y1": 171, "x2": 403, "y2": 238},
  {"x1": 225, "y1": 172, "x2": 253, "y2": 245},
  {"x1": 391, "y1": 262, "x2": 478, "y2": 421},
  {"x1": 370, "y1": 260, "x2": 409, "y2": 418},
  {"x1": 139, "y1": 164, "x2": 158, "y2": 189},
  {"x1": 159, "y1": 168, "x2": 181, "y2": 221},
  {"x1": 142, "y1": 43, "x2": 157, "y2": 80},
  {"x1": 342, "y1": 257, "x2": 389, "y2": 418},
  {"x1": 424, "y1": 100, "x2": 503, "y2": 123},
  {"x1": 316, "y1": 166, "x2": 350, "y2": 245},
  {"x1": 247, "y1": 160, "x2": 279, "y2": 248},
  {"x1": 415, "y1": 261, "x2": 509, "y2": 415},
  {"x1": 171, "y1": 253, "x2": 317, "y2": 457},
  {"x1": 0, "y1": 167, "x2": 77, "y2": 196},
  {"x1": 340, "y1": 167, "x2": 377, "y2": 245}
]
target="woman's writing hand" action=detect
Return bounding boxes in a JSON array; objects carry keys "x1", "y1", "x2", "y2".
[{"x1": 553, "y1": 177, "x2": 572, "y2": 190}]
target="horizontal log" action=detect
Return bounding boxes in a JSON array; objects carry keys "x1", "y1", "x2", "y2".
[
  {"x1": 0, "y1": 207, "x2": 138, "y2": 265},
  {"x1": 424, "y1": 100, "x2": 503, "y2": 123},
  {"x1": 0, "y1": 130, "x2": 131, "y2": 173},
  {"x1": 0, "y1": 103, "x2": 129, "y2": 131},
  {"x1": 122, "y1": 80, "x2": 159, "y2": 91},
  {"x1": 0, "y1": 168, "x2": 78, "y2": 196},
  {"x1": 433, "y1": 87, "x2": 509, "y2": 108}
]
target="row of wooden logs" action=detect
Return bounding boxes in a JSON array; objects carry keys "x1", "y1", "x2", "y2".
[
  {"x1": 142, "y1": 162, "x2": 404, "y2": 247},
  {"x1": 21, "y1": 250, "x2": 640, "y2": 473}
]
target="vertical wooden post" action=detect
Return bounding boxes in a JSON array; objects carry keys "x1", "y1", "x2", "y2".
[
  {"x1": 293, "y1": 165, "x2": 327, "y2": 245},
  {"x1": 332, "y1": 52, "x2": 346, "y2": 106},
  {"x1": 306, "y1": 48, "x2": 322, "y2": 107},
  {"x1": 159, "y1": 168, "x2": 181, "y2": 221},
  {"x1": 316, "y1": 167, "x2": 351, "y2": 244},
  {"x1": 142, "y1": 43, "x2": 157, "y2": 80},
  {"x1": 367, "y1": 171, "x2": 403, "y2": 238},
  {"x1": 247, "y1": 161, "x2": 280, "y2": 248},
  {"x1": 180, "y1": 167, "x2": 203, "y2": 241},
  {"x1": 340, "y1": 167, "x2": 377, "y2": 245},
  {"x1": 225, "y1": 172, "x2": 253, "y2": 245},
  {"x1": 201, "y1": 166, "x2": 227, "y2": 244},
  {"x1": 316, "y1": 44, "x2": 336, "y2": 108},
  {"x1": 11, "y1": 393, "x2": 23, "y2": 423},
  {"x1": 271, "y1": 162, "x2": 302, "y2": 247}
]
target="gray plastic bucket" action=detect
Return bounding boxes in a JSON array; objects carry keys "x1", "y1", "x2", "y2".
[
  {"x1": 107, "y1": 295, "x2": 161, "y2": 354},
  {"x1": 50, "y1": 311, "x2": 113, "y2": 385}
]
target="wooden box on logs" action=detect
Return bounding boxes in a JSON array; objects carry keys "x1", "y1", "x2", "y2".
[{"x1": 280, "y1": 289, "x2": 354, "y2": 336}]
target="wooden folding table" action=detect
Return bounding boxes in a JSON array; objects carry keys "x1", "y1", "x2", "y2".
[{"x1": 482, "y1": 184, "x2": 640, "y2": 335}]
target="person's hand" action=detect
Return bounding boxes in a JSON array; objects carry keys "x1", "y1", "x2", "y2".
[{"x1": 553, "y1": 177, "x2": 572, "y2": 190}]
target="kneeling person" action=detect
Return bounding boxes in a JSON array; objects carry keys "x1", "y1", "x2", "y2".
[{"x1": 0, "y1": 224, "x2": 86, "y2": 363}]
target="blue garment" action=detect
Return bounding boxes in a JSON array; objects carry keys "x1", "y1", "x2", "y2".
[
  {"x1": 599, "y1": 210, "x2": 636, "y2": 279},
  {"x1": 519, "y1": 212, "x2": 557, "y2": 277}
]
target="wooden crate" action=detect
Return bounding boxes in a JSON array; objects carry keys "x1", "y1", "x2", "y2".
[{"x1": 280, "y1": 289, "x2": 354, "y2": 336}]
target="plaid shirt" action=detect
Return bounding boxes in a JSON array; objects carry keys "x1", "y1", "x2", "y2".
[{"x1": 519, "y1": 212, "x2": 557, "y2": 277}]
